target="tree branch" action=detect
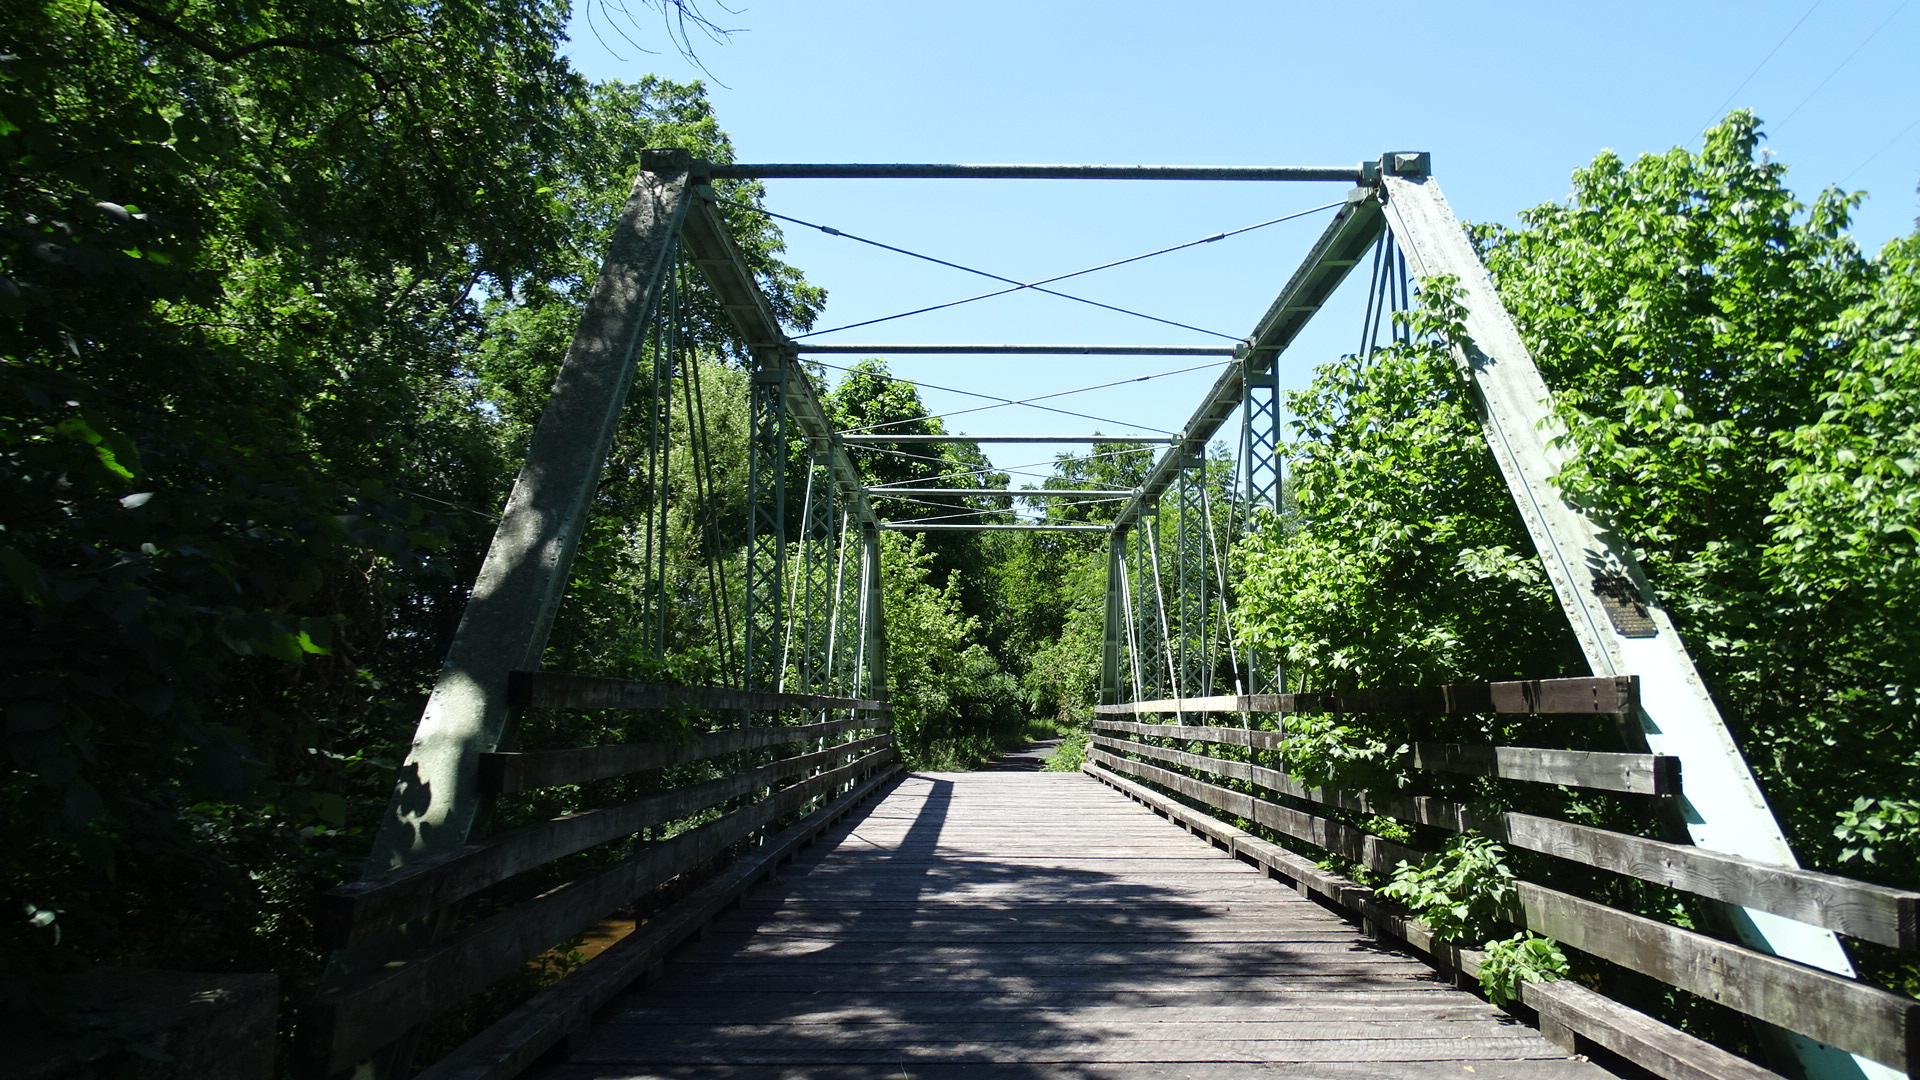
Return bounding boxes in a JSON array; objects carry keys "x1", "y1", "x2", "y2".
[{"x1": 97, "y1": 0, "x2": 416, "y2": 89}]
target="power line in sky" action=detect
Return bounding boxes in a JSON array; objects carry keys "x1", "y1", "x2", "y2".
[
  {"x1": 1697, "y1": 0, "x2": 1824, "y2": 137},
  {"x1": 1777, "y1": 0, "x2": 1911, "y2": 130},
  {"x1": 1840, "y1": 114, "x2": 1920, "y2": 184}
]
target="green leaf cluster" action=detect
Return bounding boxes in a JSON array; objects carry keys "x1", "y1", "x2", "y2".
[
  {"x1": 1378, "y1": 833, "x2": 1518, "y2": 944},
  {"x1": 1478, "y1": 932, "x2": 1570, "y2": 1006}
]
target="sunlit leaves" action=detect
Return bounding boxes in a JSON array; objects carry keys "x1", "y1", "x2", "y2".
[{"x1": 1473, "y1": 111, "x2": 1919, "y2": 885}]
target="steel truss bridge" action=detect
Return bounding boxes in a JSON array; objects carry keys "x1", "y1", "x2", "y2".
[{"x1": 303, "y1": 153, "x2": 1920, "y2": 1080}]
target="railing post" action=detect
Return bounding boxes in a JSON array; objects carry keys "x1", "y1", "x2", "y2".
[{"x1": 319, "y1": 148, "x2": 696, "y2": 1076}]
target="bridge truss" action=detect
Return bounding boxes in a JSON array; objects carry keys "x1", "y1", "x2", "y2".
[{"x1": 311, "y1": 151, "x2": 1906, "y2": 1080}]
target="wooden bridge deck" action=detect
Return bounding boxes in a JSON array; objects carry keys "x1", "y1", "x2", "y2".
[{"x1": 536, "y1": 766, "x2": 1613, "y2": 1080}]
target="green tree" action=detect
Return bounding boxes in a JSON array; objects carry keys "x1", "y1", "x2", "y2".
[
  {"x1": 0, "y1": 0, "x2": 815, "y2": 1018},
  {"x1": 1232, "y1": 111, "x2": 1917, "y2": 887},
  {"x1": 878, "y1": 532, "x2": 1018, "y2": 767},
  {"x1": 1233, "y1": 290, "x2": 1575, "y2": 691},
  {"x1": 1472, "y1": 112, "x2": 1915, "y2": 881}
]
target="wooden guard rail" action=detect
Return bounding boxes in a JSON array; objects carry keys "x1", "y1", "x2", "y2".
[
  {"x1": 303, "y1": 673, "x2": 898, "y2": 1077},
  {"x1": 1085, "y1": 675, "x2": 1920, "y2": 1080}
]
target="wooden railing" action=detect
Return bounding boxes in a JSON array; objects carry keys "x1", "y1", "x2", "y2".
[
  {"x1": 302, "y1": 673, "x2": 898, "y2": 1079},
  {"x1": 1086, "y1": 676, "x2": 1920, "y2": 1080}
]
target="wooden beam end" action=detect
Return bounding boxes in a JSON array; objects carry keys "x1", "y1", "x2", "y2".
[
  {"x1": 506, "y1": 669, "x2": 537, "y2": 708},
  {"x1": 1649, "y1": 755, "x2": 1683, "y2": 797}
]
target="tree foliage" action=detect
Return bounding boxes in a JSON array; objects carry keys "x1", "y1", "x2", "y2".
[
  {"x1": 1472, "y1": 112, "x2": 1919, "y2": 881},
  {"x1": 0, "y1": 0, "x2": 813, "y2": 1018},
  {"x1": 1233, "y1": 110, "x2": 1919, "y2": 890},
  {"x1": 1233, "y1": 283, "x2": 1577, "y2": 690}
]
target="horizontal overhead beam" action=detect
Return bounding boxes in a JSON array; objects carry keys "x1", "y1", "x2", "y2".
[
  {"x1": 709, "y1": 163, "x2": 1365, "y2": 182},
  {"x1": 841, "y1": 434, "x2": 1172, "y2": 444},
  {"x1": 879, "y1": 523, "x2": 1110, "y2": 533},
  {"x1": 869, "y1": 488, "x2": 1135, "y2": 497},
  {"x1": 798, "y1": 344, "x2": 1240, "y2": 356}
]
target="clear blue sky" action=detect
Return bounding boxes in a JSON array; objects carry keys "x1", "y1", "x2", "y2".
[{"x1": 563, "y1": 1, "x2": 1919, "y2": 494}]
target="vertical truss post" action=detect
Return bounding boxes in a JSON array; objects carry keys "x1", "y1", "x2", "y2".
[
  {"x1": 327, "y1": 150, "x2": 694, "y2": 1077},
  {"x1": 1379, "y1": 161, "x2": 1889, "y2": 1080},
  {"x1": 1120, "y1": 531, "x2": 1145, "y2": 703},
  {"x1": 743, "y1": 362, "x2": 788, "y2": 693},
  {"x1": 1101, "y1": 529, "x2": 1128, "y2": 706},
  {"x1": 1132, "y1": 506, "x2": 1161, "y2": 700},
  {"x1": 1239, "y1": 359, "x2": 1285, "y2": 695},
  {"x1": 1241, "y1": 361, "x2": 1282, "y2": 517},
  {"x1": 860, "y1": 521, "x2": 887, "y2": 702},
  {"x1": 1141, "y1": 506, "x2": 1180, "y2": 712},
  {"x1": 825, "y1": 507, "x2": 857, "y2": 702},
  {"x1": 1175, "y1": 458, "x2": 1210, "y2": 699},
  {"x1": 641, "y1": 268, "x2": 677, "y2": 657},
  {"x1": 797, "y1": 449, "x2": 836, "y2": 698}
]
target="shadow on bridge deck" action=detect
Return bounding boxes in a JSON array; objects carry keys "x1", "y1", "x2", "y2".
[{"x1": 533, "y1": 758, "x2": 1611, "y2": 1080}]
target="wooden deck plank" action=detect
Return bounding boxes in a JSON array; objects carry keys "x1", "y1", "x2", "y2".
[
  {"x1": 543, "y1": 1062, "x2": 1610, "y2": 1079},
  {"x1": 535, "y1": 771, "x2": 1612, "y2": 1080}
]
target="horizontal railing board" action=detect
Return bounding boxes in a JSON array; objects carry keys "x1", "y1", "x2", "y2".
[
  {"x1": 1085, "y1": 760, "x2": 1475, "y2": 965},
  {"x1": 412, "y1": 767, "x2": 901, "y2": 1080},
  {"x1": 1095, "y1": 727, "x2": 1917, "y2": 950},
  {"x1": 1085, "y1": 747, "x2": 1420, "y2": 877},
  {"x1": 1090, "y1": 734, "x2": 1485, "y2": 832},
  {"x1": 1410, "y1": 742, "x2": 1680, "y2": 796},
  {"x1": 1519, "y1": 880, "x2": 1920, "y2": 1072},
  {"x1": 1523, "y1": 981, "x2": 1789, "y2": 1080},
  {"x1": 1504, "y1": 813, "x2": 1920, "y2": 952},
  {"x1": 322, "y1": 735, "x2": 894, "y2": 948},
  {"x1": 507, "y1": 670, "x2": 891, "y2": 714},
  {"x1": 1095, "y1": 718, "x2": 1281, "y2": 749},
  {"x1": 1091, "y1": 749, "x2": 1919, "y2": 1070},
  {"x1": 1083, "y1": 761, "x2": 1797, "y2": 1080},
  {"x1": 305, "y1": 748, "x2": 894, "y2": 1072},
  {"x1": 1093, "y1": 720, "x2": 1678, "y2": 796},
  {"x1": 1095, "y1": 675, "x2": 1637, "y2": 716},
  {"x1": 479, "y1": 715, "x2": 889, "y2": 793}
]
